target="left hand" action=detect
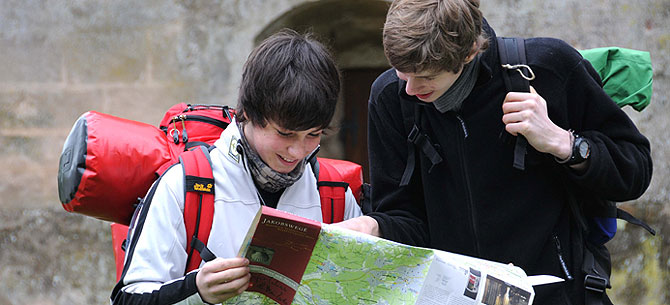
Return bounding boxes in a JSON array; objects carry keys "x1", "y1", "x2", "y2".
[
  {"x1": 330, "y1": 216, "x2": 381, "y2": 237},
  {"x1": 502, "y1": 86, "x2": 572, "y2": 160}
]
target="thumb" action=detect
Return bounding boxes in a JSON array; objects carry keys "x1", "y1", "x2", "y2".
[{"x1": 529, "y1": 85, "x2": 537, "y2": 94}]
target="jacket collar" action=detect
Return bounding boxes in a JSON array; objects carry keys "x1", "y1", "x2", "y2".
[
  {"x1": 214, "y1": 117, "x2": 245, "y2": 167},
  {"x1": 476, "y1": 18, "x2": 497, "y2": 86}
]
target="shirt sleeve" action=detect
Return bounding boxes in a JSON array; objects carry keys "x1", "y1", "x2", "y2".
[
  {"x1": 343, "y1": 187, "x2": 363, "y2": 220},
  {"x1": 111, "y1": 166, "x2": 207, "y2": 305},
  {"x1": 364, "y1": 74, "x2": 430, "y2": 247},
  {"x1": 561, "y1": 56, "x2": 652, "y2": 201}
]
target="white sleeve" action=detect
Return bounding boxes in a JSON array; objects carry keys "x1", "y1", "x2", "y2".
[
  {"x1": 343, "y1": 187, "x2": 363, "y2": 220},
  {"x1": 113, "y1": 166, "x2": 206, "y2": 305}
]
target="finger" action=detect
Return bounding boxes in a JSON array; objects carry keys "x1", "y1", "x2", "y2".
[
  {"x1": 504, "y1": 121, "x2": 529, "y2": 136},
  {"x1": 224, "y1": 265, "x2": 252, "y2": 283},
  {"x1": 503, "y1": 91, "x2": 534, "y2": 104},
  {"x1": 208, "y1": 273, "x2": 251, "y2": 302},
  {"x1": 208, "y1": 265, "x2": 251, "y2": 288},
  {"x1": 502, "y1": 111, "x2": 528, "y2": 125},
  {"x1": 502, "y1": 99, "x2": 529, "y2": 114},
  {"x1": 529, "y1": 85, "x2": 537, "y2": 94},
  {"x1": 200, "y1": 258, "x2": 250, "y2": 287},
  {"x1": 205, "y1": 257, "x2": 249, "y2": 272},
  {"x1": 225, "y1": 272, "x2": 251, "y2": 291}
]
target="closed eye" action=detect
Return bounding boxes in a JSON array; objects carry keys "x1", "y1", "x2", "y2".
[{"x1": 277, "y1": 130, "x2": 292, "y2": 137}]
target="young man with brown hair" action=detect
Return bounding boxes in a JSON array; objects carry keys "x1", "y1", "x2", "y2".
[{"x1": 335, "y1": 0, "x2": 652, "y2": 304}]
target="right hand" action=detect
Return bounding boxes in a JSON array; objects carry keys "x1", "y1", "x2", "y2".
[
  {"x1": 502, "y1": 86, "x2": 571, "y2": 159},
  {"x1": 196, "y1": 257, "x2": 251, "y2": 304}
]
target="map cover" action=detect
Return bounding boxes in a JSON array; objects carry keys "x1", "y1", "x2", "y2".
[{"x1": 237, "y1": 206, "x2": 322, "y2": 305}]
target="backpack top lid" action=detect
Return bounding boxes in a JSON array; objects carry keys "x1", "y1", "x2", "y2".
[{"x1": 579, "y1": 47, "x2": 653, "y2": 112}]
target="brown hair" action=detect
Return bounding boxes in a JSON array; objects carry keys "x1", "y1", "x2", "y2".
[
  {"x1": 236, "y1": 29, "x2": 341, "y2": 131},
  {"x1": 383, "y1": 0, "x2": 489, "y2": 73}
]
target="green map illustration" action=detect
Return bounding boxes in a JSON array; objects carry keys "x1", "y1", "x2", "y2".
[
  {"x1": 295, "y1": 226, "x2": 434, "y2": 304},
  {"x1": 226, "y1": 226, "x2": 435, "y2": 305}
]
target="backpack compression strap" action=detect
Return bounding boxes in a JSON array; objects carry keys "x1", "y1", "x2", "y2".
[
  {"x1": 497, "y1": 37, "x2": 535, "y2": 171},
  {"x1": 180, "y1": 146, "x2": 217, "y2": 273}
]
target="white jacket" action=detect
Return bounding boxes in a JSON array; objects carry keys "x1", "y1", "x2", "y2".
[{"x1": 112, "y1": 121, "x2": 362, "y2": 304}]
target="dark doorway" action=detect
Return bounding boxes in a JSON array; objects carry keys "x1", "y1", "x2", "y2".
[{"x1": 340, "y1": 68, "x2": 387, "y2": 182}]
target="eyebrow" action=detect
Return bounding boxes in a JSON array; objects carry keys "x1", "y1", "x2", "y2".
[
  {"x1": 416, "y1": 73, "x2": 439, "y2": 79},
  {"x1": 274, "y1": 125, "x2": 322, "y2": 134}
]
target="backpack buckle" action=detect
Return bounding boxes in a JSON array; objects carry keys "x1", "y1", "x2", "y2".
[
  {"x1": 407, "y1": 125, "x2": 420, "y2": 143},
  {"x1": 584, "y1": 274, "x2": 608, "y2": 293}
]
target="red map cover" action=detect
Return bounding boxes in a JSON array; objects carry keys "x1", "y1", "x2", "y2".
[{"x1": 239, "y1": 206, "x2": 322, "y2": 305}]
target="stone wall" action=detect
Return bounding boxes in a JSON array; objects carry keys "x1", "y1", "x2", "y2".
[{"x1": 0, "y1": 0, "x2": 667, "y2": 304}]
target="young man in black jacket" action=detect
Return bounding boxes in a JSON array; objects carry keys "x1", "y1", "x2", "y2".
[{"x1": 333, "y1": 0, "x2": 653, "y2": 304}]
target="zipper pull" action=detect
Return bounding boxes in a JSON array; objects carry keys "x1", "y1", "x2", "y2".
[
  {"x1": 554, "y1": 235, "x2": 574, "y2": 280},
  {"x1": 171, "y1": 117, "x2": 180, "y2": 144},
  {"x1": 179, "y1": 115, "x2": 188, "y2": 143}
]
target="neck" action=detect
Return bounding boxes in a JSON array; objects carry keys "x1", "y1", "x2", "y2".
[{"x1": 432, "y1": 54, "x2": 481, "y2": 113}]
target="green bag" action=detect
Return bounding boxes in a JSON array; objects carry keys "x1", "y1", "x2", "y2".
[{"x1": 579, "y1": 47, "x2": 653, "y2": 111}]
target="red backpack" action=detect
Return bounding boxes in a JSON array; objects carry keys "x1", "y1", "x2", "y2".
[{"x1": 57, "y1": 103, "x2": 367, "y2": 280}]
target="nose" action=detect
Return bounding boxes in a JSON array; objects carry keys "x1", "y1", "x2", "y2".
[
  {"x1": 287, "y1": 139, "x2": 310, "y2": 160},
  {"x1": 404, "y1": 76, "x2": 421, "y2": 96}
]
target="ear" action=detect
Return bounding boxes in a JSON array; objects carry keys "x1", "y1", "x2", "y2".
[
  {"x1": 464, "y1": 42, "x2": 480, "y2": 64},
  {"x1": 236, "y1": 111, "x2": 248, "y2": 123}
]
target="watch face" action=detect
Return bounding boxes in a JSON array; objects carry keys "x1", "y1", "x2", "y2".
[{"x1": 578, "y1": 139, "x2": 590, "y2": 158}]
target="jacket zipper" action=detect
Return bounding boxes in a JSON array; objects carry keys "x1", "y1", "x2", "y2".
[{"x1": 455, "y1": 114, "x2": 480, "y2": 255}]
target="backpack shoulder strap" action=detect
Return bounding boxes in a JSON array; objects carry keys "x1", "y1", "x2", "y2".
[
  {"x1": 497, "y1": 37, "x2": 534, "y2": 171},
  {"x1": 399, "y1": 102, "x2": 444, "y2": 186},
  {"x1": 616, "y1": 208, "x2": 655, "y2": 235},
  {"x1": 180, "y1": 145, "x2": 217, "y2": 273},
  {"x1": 398, "y1": 100, "x2": 416, "y2": 186}
]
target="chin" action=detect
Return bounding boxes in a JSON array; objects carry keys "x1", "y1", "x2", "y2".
[{"x1": 273, "y1": 164, "x2": 297, "y2": 174}]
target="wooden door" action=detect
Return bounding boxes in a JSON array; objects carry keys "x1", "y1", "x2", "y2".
[{"x1": 340, "y1": 68, "x2": 387, "y2": 182}]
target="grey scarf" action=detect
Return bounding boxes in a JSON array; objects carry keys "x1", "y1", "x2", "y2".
[
  {"x1": 238, "y1": 122, "x2": 305, "y2": 193},
  {"x1": 432, "y1": 54, "x2": 481, "y2": 113}
]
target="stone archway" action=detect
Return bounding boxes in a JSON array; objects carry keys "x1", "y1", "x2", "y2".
[{"x1": 256, "y1": 0, "x2": 391, "y2": 181}]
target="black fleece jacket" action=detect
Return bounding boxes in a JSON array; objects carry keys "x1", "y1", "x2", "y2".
[{"x1": 366, "y1": 24, "x2": 652, "y2": 304}]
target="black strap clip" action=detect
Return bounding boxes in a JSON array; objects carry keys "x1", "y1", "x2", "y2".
[
  {"x1": 407, "y1": 125, "x2": 421, "y2": 143},
  {"x1": 191, "y1": 237, "x2": 217, "y2": 263},
  {"x1": 584, "y1": 274, "x2": 608, "y2": 293}
]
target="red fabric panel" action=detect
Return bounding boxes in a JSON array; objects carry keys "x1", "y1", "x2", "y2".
[
  {"x1": 317, "y1": 157, "x2": 364, "y2": 202},
  {"x1": 63, "y1": 111, "x2": 173, "y2": 225},
  {"x1": 111, "y1": 223, "x2": 129, "y2": 282}
]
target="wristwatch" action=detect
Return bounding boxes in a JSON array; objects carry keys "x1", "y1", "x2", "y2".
[{"x1": 558, "y1": 132, "x2": 590, "y2": 166}]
